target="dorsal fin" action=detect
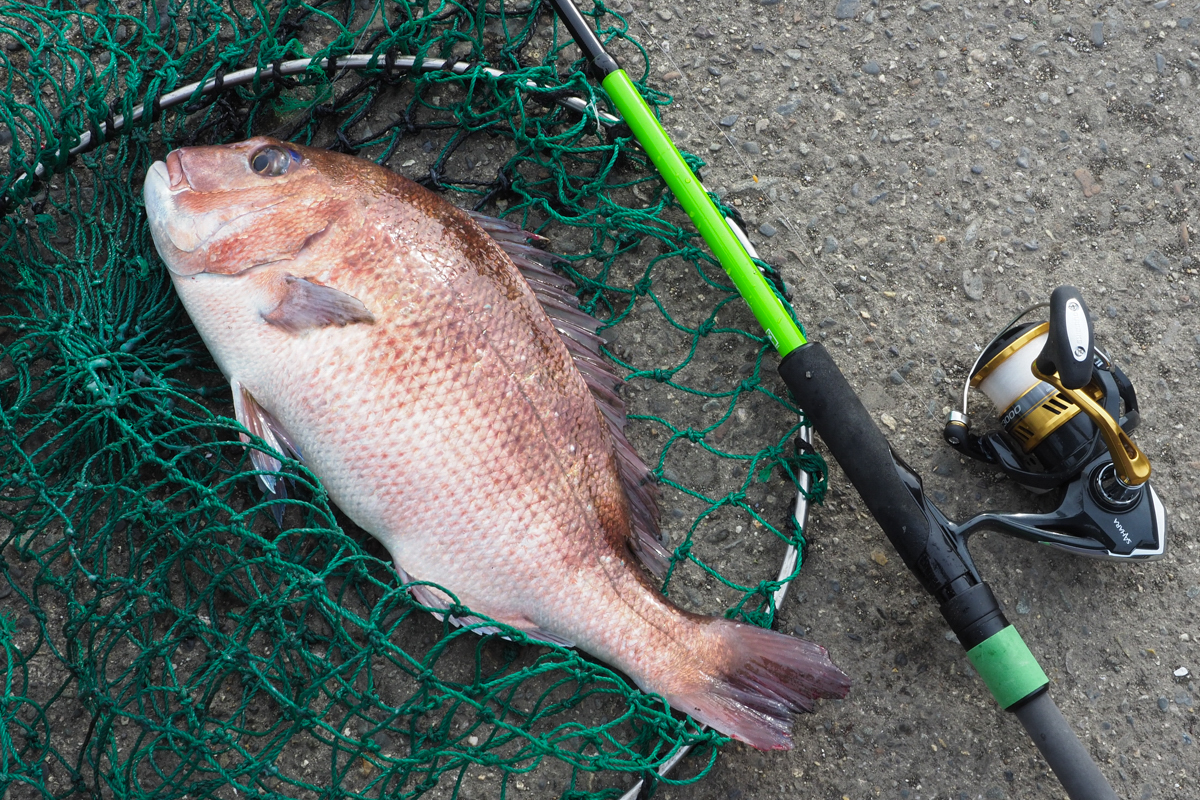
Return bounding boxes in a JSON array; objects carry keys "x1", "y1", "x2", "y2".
[{"x1": 468, "y1": 210, "x2": 671, "y2": 579}]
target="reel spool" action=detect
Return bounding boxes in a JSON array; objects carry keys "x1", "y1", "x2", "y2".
[{"x1": 941, "y1": 286, "x2": 1166, "y2": 560}]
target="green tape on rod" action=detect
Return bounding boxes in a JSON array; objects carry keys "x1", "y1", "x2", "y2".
[{"x1": 966, "y1": 625, "x2": 1050, "y2": 710}]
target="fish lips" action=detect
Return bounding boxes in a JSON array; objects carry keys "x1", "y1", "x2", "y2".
[{"x1": 144, "y1": 159, "x2": 212, "y2": 275}]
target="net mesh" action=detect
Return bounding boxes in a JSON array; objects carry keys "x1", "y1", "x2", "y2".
[{"x1": 0, "y1": 1, "x2": 826, "y2": 797}]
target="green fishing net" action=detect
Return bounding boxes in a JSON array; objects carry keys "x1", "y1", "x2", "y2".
[{"x1": 0, "y1": 1, "x2": 827, "y2": 797}]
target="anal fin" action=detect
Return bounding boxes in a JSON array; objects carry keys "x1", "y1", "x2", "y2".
[{"x1": 395, "y1": 562, "x2": 575, "y2": 648}]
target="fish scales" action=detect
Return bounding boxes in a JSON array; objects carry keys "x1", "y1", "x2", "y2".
[{"x1": 144, "y1": 137, "x2": 849, "y2": 750}]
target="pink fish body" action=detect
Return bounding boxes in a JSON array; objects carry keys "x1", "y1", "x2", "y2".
[{"x1": 143, "y1": 137, "x2": 848, "y2": 749}]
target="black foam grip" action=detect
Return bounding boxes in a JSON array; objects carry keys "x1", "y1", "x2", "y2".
[
  {"x1": 1036, "y1": 286, "x2": 1093, "y2": 390},
  {"x1": 778, "y1": 343, "x2": 932, "y2": 570},
  {"x1": 783, "y1": 343, "x2": 1118, "y2": 800},
  {"x1": 1013, "y1": 691, "x2": 1119, "y2": 800}
]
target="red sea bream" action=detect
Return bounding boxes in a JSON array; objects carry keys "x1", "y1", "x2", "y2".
[{"x1": 142, "y1": 137, "x2": 849, "y2": 749}]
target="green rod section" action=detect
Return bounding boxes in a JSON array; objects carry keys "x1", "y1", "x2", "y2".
[{"x1": 600, "y1": 70, "x2": 806, "y2": 356}]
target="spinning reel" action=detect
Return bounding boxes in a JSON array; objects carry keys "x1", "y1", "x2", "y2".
[{"x1": 941, "y1": 286, "x2": 1166, "y2": 560}]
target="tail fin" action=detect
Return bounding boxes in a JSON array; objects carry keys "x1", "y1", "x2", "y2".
[{"x1": 670, "y1": 620, "x2": 850, "y2": 750}]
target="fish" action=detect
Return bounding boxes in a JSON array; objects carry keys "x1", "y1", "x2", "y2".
[{"x1": 142, "y1": 136, "x2": 849, "y2": 750}]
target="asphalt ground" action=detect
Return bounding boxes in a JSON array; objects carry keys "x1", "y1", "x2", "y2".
[{"x1": 620, "y1": 0, "x2": 1199, "y2": 798}]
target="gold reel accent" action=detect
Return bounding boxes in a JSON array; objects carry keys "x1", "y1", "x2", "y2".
[
  {"x1": 1031, "y1": 365, "x2": 1151, "y2": 486},
  {"x1": 970, "y1": 323, "x2": 1050, "y2": 388},
  {"x1": 1006, "y1": 386, "x2": 1083, "y2": 452},
  {"x1": 971, "y1": 321, "x2": 1082, "y2": 452}
]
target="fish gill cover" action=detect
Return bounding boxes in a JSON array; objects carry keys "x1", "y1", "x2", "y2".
[{"x1": 0, "y1": 1, "x2": 826, "y2": 797}]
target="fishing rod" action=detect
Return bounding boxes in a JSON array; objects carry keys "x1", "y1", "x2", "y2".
[{"x1": 544, "y1": 1, "x2": 1168, "y2": 798}]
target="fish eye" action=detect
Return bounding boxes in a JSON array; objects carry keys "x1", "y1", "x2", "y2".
[{"x1": 250, "y1": 146, "x2": 292, "y2": 177}]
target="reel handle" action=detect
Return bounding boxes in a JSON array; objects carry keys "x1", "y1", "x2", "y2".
[
  {"x1": 1031, "y1": 286, "x2": 1150, "y2": 486},
  {"x1": 1034, "y1": 286, "x2": 1093, "y2": 390}
]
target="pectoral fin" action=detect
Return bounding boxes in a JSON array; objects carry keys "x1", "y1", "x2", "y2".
[{"x1": 262, "y1": 275, "x2": 375, "y2": 334}]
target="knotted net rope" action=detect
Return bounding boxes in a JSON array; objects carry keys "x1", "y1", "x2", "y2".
[{"x1": 0, "y1": 1, "x2": 826, "y2": 797}]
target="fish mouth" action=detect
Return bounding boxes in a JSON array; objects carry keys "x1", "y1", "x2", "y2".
[
  {"x1": 143, "y1": 160, "x2": 220, "y2": 273},
  {"x1": 147, "y1": 151, "x2": 191, "y2": 194},
  {"x1": 143, "y1": 156, "x2": 285, "y2": 272},
  {"x1": 143, "y1": 159, "x2": 197, "y2": 269},
  {"x1": 148, "y1": 160, "x2": 171, "y2": 189},
  {"x1": 144, "y1": 153, "x2": 236, "y2": 259}
]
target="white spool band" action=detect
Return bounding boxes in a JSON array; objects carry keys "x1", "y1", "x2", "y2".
[{"x1": 977, "y1": 333, "x2": 1047, "y2": 412}]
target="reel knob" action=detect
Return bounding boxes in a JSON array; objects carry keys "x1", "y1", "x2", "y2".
[
  {"x1": 1031, "y1": 285, "x2": 1150, "y2": 487},
  {"x1": 1034, "y1": 286, "x2": 1093, "y2": 390}
]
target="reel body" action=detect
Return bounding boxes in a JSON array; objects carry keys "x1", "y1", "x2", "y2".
[{"x1": 942, "y1": 287, "x2": 1166, "y2": 560}]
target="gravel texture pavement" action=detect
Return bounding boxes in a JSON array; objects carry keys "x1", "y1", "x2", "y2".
[{"x1": 620, "y1": 0, "x2": 1199, "y2": 797}]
